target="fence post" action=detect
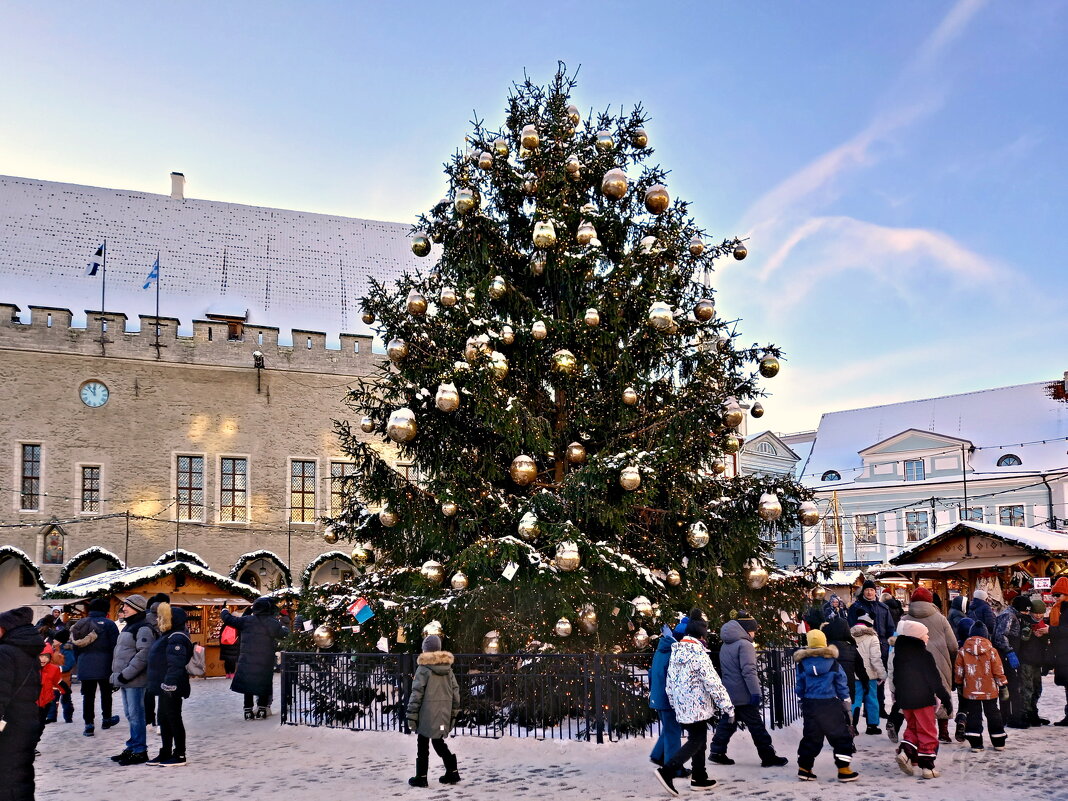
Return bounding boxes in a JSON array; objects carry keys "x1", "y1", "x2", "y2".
[
  {"x1": 768, "y1": 649, "x2": 785, "y2": 729},
  {"x1": 592, "y1": 654, "x2": 605, "y2": 744},
  {"x1": 279, "y1": 652, "x2": 289, "y2": 724}
]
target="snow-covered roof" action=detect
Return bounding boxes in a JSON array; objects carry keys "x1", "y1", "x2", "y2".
[
  {"x1": 802, "y1": 380, "x2": 1068, "y2": 485},
  {"x1": 0, "y1": 174, "x2": 420, "y2": 344},
  {"x1": 43, "y1": 561, "x2": 259, "y2": 600},
  {"x1": 0, "y1": 544, "x2": 47, "y2": 589},
  {"x1": 891, "y1": 521, "x2": 1068, "y2": 564},
  {"x1": 57, "y1": 546, "x2": 125, "y2": 585}
]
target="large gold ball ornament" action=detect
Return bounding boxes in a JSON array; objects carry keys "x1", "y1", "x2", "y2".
[
  {"x1": 465, "y1": 334, "x2": 490, "y2": 362},
  {"x1": 751, "y1": 402, "x2": 765, "y2": 418},
  {"x1": 554, "y1": 618, "x2": 573, "y2": 637},
  {"x1": 648, "y1": 302, "x2": 674, "y2": 331},
  {"x1": 566, "y1": 441, "x2": 587, "y2": 464},
  {"x1": 688, "y1": 236, "x2": 705, "y2": 257},
  {"x1": 531, "y1": 320, "x2": 548, "y2": 340},
  {"x1": 360, "y1": 416, "x2": 375, "y2": 433},
  {"x1": 386, "y1": 337, "x2": 409, "y2": 362},
  {"x1": 533, "y1": 220, "x2": 557, "y2": 248},
  {"x1": 733, "y1": 243, "x2": 748, "y2": 260},
  {"x1": 555, "y1": 541, "x2": 581, "y2": 572},
  {"x1": 716, "y1": 336, "x2": 730, "y2": 353},
  {"x1": 759, "y1": 356, "x2": 780, "y2": 378},
  {"x1": 520, "y1": 123, "x2": 539, "y2": 149},
  {"x1": 746, "y1": 560, "x2": 769, "y2": 590},
  {"x1": 723, "y1": 434, "x2": 741, "y2": 454},
  {"x1": 478, "y1": 151, "x2": 493, "y2": 170},
  {"x1": 378, "y1": 508, "x2": 398, "y2": 527},
  {"x1": 411, "y1": 232, "x2": 431, "y2": 257},
  {"x1": 435, "y1": 383, "x2": 460, "y2": 413},
  {"x1": 619, "y1": 465, "x2": 641, "y2": 491},
  {"x1": 631, "y1": 127, "x2": 649, "y2": 148},
  {"x1": 632, "y1": 596, "x2": 653, "y2": 616},
  {"x1": 406, "y1": 288, "x2": 428, "y2": 316},
  {"x1": 510, "y1": 455, "x2": 538, "y2": 486},
  {"x1": 386, "y1": 407, "x2": 418, "y2": 443},
  {"x1": 464, "y1": 287, "x2": 477, "y2": 302},
  {"x1": 687, "y1": 522, "x2": 710, "y2": 548},
  {"x1": 566, "y1": 104, "x2": 581, "y2": 126},
  {"x1": 322, "y1": 529, "x2": 339, "y2": 544},
  {"x1": 633, "y1": 627, "x2": 650, "y2": 649},
  {"x1": 711, "y1": 458, "x2": 727, "y2": 475},
  {"x1": 439, "y1": 287, "x2": 458, "y2": 307},
  {"x1": 312, "y1": 625, "x2": 334, "y2": 649},
  {"x1": 580, "y1": 202, "x2": 598, "y2": 216},
  {"x1": 351, "y1": 546, "x2": 370, "y2": 565},
  {"x1": 454, "y1": 188, "x2": 477, "y2": 215},
  {"x1": 601, "y1": 168, "x2": 628, "y2": 199},
  {"x1": 595, "y1": 130, "x2": 615, "y2": 151},
  {"x1": 694, "y1": 298, "x2": 715, "y2": 322},
  {"x1": 758, "y1": 492, "x2": 783, "y2": 522},
  {"x1": 420, "y1": 560, "x2": 445, "y2": 585},
  {"x1": 482, "y1": 630, "x2": 503, "y2": 654},
  {"x1": 644, "y1": 184, "x2": 670, "y2": 215},
  {"x1": 799, "y1": 500, "x2": 820, "y2": 527},
  {"x1": 488, "y1": 275, "x2": 507, "y2": 300},
  {"x1": 422, "y1": 620, "x2": 443, "y2": 639},
  {"x1": 666, "y1": 569, "x2": 682, "y2": 586},
  {"x1": 577, "y1": 604, "x2": 598, "y2": 634},
  {"x1": 565, "y1": 155, "x2": 582, "y2": 176},
  {"x1": 501, "y1": 325, "x2": 515, "y2": 345},
  {"x1": 722, "y1": 402, "x2": 744, "y2": 429},
  {"x1": 551, "y1": 349, "x2": 578, "y2": 375},
  {"x1": 622, "y1": 387, "x2": 639, "y2": 405},
  {"x1": 441, "y1": 501, "x2": 459, "y2": 517},
  {"x1": 522, "y1": 172, "x2": 538, "y2": 195},
  {"x1": 488, "y1": 350, "x2": 509, "y2": 380},
  {"x1": 493, "y1": 137, "x2": 509, "y2": 157},
  {"x1": 575, "y1": 220, "x2": 597, "y2": 245},
  {"x1": 517, "y1": 511, "x2": 539, "y2": 540},
  {"x1": 584, "y1": 308, "x2": 600, "y2": 327},
  {"x1": 451, "y1": 571, "x2": 468, "y2": 591}
]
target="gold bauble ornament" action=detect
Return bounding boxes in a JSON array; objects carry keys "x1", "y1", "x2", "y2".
[
  {"x1": 420, "y1": 560, "x2": 445, "y2": 585},
  {"x1": 601, "y1": 168, "x2": 628, "y2": 199},
  {"x1": 450, "y1": 571, "x2": 468, "y2": 591},
  {"x1": 622, "y1": 387, "x2": 639, "y2": 405},
  {"x1": 423, "y1": 620, "x2": 444, "y2": 638},
  {"x1": 510, "y1": 455, "x2": 538, "y2": 486},
  {"x1": 411, "y1": 232, "x2": 431, "y2": 257},
  {"x1": 554, "y1": 618, "x2": 573, "y2": 637},
  {"x1": 566, "y1": 104, "x2": 581, "y2": 126},
  {"x1": 488, "y1": 275, "x2": 507, "y2": 300},
  {"x1": 522, "y1": 172, "x2": 538, "y2": 195},
  {"x1": 609, "y1": 644, "x2": 623, "y2": 655},
  {"x1": 584, "y1": 308, "x2": 600, "y2": 327},
  {"x1": 465, "y1": 334, "x2": 490, "y2": 362},
  {"x1": 517, "y1": 511, "x2": 539, "y2": 540},
  {"x1": 666, "y1": 569, "x2": 682, "y2": 586},
  {"x1": 631, "y1": 127, "x2": 649, "y2": 148},
  {"x1": 531, "y1": 320, "x2": 548, "y2": 340},
  {"x1": 406, "y1": 288, "x2": 428, "y2": 316},
  {"x1": 632, "y1": 596, "x2": 653, "y2": 616},
  {"x1": 633, "y1": 627, "x2": 650, "y2": 649},
  {"x1": 758, "y1": 492, "x2": 783, "y2": 522},
  {"x1": 759, "y1": 356, "x2": 780, "y2": 378},
  {"x1": 711, "y1": 458, "x2": 727, "y2": 475},
  {"x1": 386, "y1": 337, "x2": 409, "y2": 362},
  {"x1": 501, "y1": 324, "x2": 515, "y2": 345},
  {"x1": 322, "y1": 529, "x2": 339, "y2": 544},
  {"x1": 435, "y1": 383, "x2": 460, "y2": 413},
  {"x1": 577, "y1": 604, "x2": 598, "y2": 634},
  {"x1": 378, "y1": 508, "x2": 398, "y2": 527},
  {"x1": 361, "y1": 310, "x2": 375, "y2": 325},
  {"x1": 687, "y1": 522, "x2": 710, "y2": 548},
  {"x1": 478, "y1": 151, "x2": 493, "y2": 170},
  {"x1": 799, "y1": 500, "x2": 820, "y2": 527},
  {"x1": 533, "y1": 220, "x2": 557, "y2": 248},
  {"x1": 312, "y1": 625, "x2": 334, "y2": 649},
  {"x1": 723, "y1": 434, "x2": 741, "y2": 454},
  {"x1": 565, "y1": 155, "x2": 582, "y2": 176},
  {"x1": 733, "y1": 243, "x2": 748, "y2": 260},
  {"x1": 464, "y1": 287, "x2": 477, "y2": 302},
  {"x1": 595, "y1": 130, "x2": 614, "y2": 151},
  {"x1": 551, "y1": 349, "x2": 578, "y2": 375},
  {"x1": 360, "y1": 416, "x2": 375, "y2": 433},
  {"x1": 493, "y1": 137, "x2": 509, "y2": 157},
  {"x1": 694, "y1": 298, "x2": 715, "y2": 322},
  {"x1": 751, "y1": 402, "x2": 765, "y2": 418},
  {"x1": 488, "y1": 350, "x2": 509, "y2": 380},
  {"x1": 530, "y1": 252, "x2": 547, "y2": 276},
  {"x1": 575, "y1": 220, "x2": 597, "y2": 245},
  {"x1": 566, "y1": 441, "x2": 587, "y2": 464},
  {"x1": 386, "y1": 407, "x2": 418, "y2": 443},
  {"x1": 580, "y1": 202, "x2": 598, "y2": 216},
  {"x1": 722, "y1": 402, "x2": 744, "y2": 429},
  {"x1": 351, "y1": 546, "x2": 370, "y2": 565},
  {"x1": 644, "y1": 184, "x2": 670, "y2": 214},
  {"x1": 441, "y1": 501, "x2": 459, "y2": 517},
  {"x1": 555, "y1": 541, "x2": 581, "y2": 571},
  {"x1": 639, "y1": 235, "x2": 660, "y2": 254},
  {"x1": 647, "y1": 302, "x2": 673, "y2": 331},
  {"x1": 813, "y1": 586, "x2": 827, "y2": 600},
  {"x1": 454, "y1": 188, "x2": 477, "y2": 215},
  {"x1": 716, "y1": 336, "x2": 731, "y2": 353},
  {"x1": 619, "y1": 465, "x2": 641, "y2": 491},
  {"x1": 688, "y1": 236, "x2": 705, "y2": 257},
  {"x1": 439, "y1": 287, "x2": 458, "y2": 307},
  {"x1": 482, "y1": 630, "x2": 503, "y2": 654},
  {"x1": 520, "y1": 123, "x2": 539, "y2": 149},
  {"x1": 746, "y1": 560, "x2": 769, "y2": 590}
]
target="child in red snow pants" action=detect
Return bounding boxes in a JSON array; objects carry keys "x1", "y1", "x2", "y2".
[{"x1": 900, "y1": 706, "x2": 939, "y2": 769}]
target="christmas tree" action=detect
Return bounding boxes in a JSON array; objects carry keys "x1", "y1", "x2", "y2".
[{"x1": 308, "y1": 66, "x2": 816, "y2": 655}]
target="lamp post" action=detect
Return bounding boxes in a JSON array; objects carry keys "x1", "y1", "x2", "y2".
[{"x1": 253, "y1": 350, "x2": 264, "y2": 393}]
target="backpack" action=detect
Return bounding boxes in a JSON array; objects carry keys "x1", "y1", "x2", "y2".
[
  {"x1": 171, "y1": 631, "x2": 206, "y2": 676},
  {"x1": 220, "y1": 625, "x2": 238, "y2": 646}
]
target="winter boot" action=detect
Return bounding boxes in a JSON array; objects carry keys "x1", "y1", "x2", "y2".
[
  {"x1": 83, "y1": 724, "x2": 95, "y2": 737},
  {"x1": 244, "y1": 707, "x2": 255, "y2": 720},
  {"x1": 111, "y1": 748, "x2": 134, "y2": 763},
  {"x1": 896, "y1": 749, "x2": 915, "y2": 776},
  {"x1": 885, "y1": 718, "x2": 899, "y2": 743},
  {"x1": 954, "y1": 712, "x2": 967, "y2": 742},
  {"x1": 760, "y1": 754, "x2": 788, "y2": 768},
  {"x1": 439, "y1": 753, "x2": 460, "y2": 784},
  {"x1": 102, "y1": 715, "x2": 121, "y2": 730},
  {"x1": 708, "y1": 753, "x2": 735, "y2": 766},
  {"x1": 255, "y1": 706, "x2": 270, "y2": 719},
  {"x1": 837, "y1": 766, "x2": 860, "y2": 783},
  {"x1": 797, "y1": 767, "x2": 817, "y2": 781},
  {"x1": 865, "y1": 724, "x2": 882, "y2": 735},
  {"x1": 408, "y1": 776, "x2": 429, "y2": 788},
  {"x1": 937, "y1": 718, "x2": 952, "y2": 743},
  {"x1": 689, "y1": 776, "x2": 717, "y2": 791},
  {"x1": 118, "y1": 751, "x2": 149, "y2": 766},
  {"x1": 654, "y1": 766, "x2": 679, "y2": 797}
]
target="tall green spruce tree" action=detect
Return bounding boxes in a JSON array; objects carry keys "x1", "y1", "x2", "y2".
[{"x1": 308, "y1": 67, "x2": 815, "y2": 654}]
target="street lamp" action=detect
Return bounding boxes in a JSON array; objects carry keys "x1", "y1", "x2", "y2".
[{"x1": 252, "y1": 350, "x2": 264, "y2": 392}]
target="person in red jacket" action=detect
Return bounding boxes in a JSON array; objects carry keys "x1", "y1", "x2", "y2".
[{"x1": 36, "y1": 642, "x2": 63, "y2": 733}]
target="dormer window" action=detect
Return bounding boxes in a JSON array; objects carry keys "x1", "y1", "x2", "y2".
[
  {"x1": 821, "y1": 470, "x2": 841, "y2": 482},
  {"x1": 997, "y1": 454, "x2": 1022, "y2": 467},
  {"x1": 904, "y1": 459, "x2": 925, "y2": 481},
  {"x1": 756, "y1": 442, "x2": 776, "y2": 455}
]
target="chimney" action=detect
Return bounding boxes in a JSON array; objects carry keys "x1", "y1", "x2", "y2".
[{"x1": 170, "y1": 172, "x2": 186, "y2": 200}]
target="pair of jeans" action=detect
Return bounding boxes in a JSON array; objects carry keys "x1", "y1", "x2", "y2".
[
  {"x1": 664, "y1": 719, "x2": 709, "y2": 781},
  {"x1": 121, "y1": 686, "x2": 147, "y2": 754},
  {"x1": 80, "y1": 679, "x2": 113, "y2": 724},
  {"x1": 415, "y1": 734, "x2": 455, "y2": 777},
  {"x1": 709, "y1": 703, "x2": 776, "y2": 760},
  {"x1": 157, "y1": 693, "x2": 186, "y2": 757},
  {"x1": 852, "y1": 680, "x2": 880, "y2": 726},
  {"x1": 649, "y1": 707, "x2": 682, "y2": 770}
]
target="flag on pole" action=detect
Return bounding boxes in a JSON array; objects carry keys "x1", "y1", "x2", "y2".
[
  {"x1": 86, "y1": 243, "x2": 105, "y2": 276},
  {"x1": 347, "y1": 597, "x2": 374, "y2": 623},
  {"x1": 143, "y1": 256, "x2": 160, "y2": 290}
]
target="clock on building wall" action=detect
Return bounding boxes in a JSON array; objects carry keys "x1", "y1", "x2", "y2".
[{"x1": 79, "y1": 380, "x2": 109, "y2": 408}]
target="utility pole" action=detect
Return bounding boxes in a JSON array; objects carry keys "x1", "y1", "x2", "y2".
[
  {"x1": 831, "y1": 491, "x2": 845, "y2": 571},
  {"x1": 124, "y1": 510, "x2": 130, "y2": 566}
]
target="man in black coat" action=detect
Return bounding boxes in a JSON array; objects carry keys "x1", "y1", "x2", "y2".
[{"x1": 0, "y1": 606, "x2": 46, "y2": 801}]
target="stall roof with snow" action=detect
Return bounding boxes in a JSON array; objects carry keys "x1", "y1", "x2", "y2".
[
  {"x1": 888, "y1": 521, "x2": 1068, "y2": 571},
  {"x1": 43, "y1": 560, "x2": 259, "y2": 605}
]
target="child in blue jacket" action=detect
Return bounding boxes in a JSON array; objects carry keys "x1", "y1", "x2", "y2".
[{"x1": 794, "y1": 629, "x2": 858, "y2": 783}]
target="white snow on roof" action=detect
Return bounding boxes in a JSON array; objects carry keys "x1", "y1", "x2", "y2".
[
  {"x1": 0, "y1": 175, "x2": 422, "y2": 344},
  {"x1": 894, "y1": 521, "x2": 1068, "y2": 563},
  {"x1": 802, "y1": 380, "x2": 1068, "y2": 485},
  {"x1": 45, "y1": 561, "x2": 256, "y2": 597}
]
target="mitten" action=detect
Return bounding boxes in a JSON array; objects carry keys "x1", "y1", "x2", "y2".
[
  {"x1": 1007, "y1": 652, "x2": 1020, "y2": 670},
  {"x1": 117, "y1": 673, "x2": 130, "y2": 685},
  {"x1": 999, "y1": 685, "x2": 1010, "y2": 702},
  {"x1": 406, "y1": 716, "x2": 418, "y2": 732}
]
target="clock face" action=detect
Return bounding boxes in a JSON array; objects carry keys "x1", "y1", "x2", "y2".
[{"x1": 80, "y1": 381, "x2": 109, "y2": 408}]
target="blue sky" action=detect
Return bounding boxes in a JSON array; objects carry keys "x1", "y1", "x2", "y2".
[{"x1": 1, "y1": 1, "x2": 1065, "y2": 435}]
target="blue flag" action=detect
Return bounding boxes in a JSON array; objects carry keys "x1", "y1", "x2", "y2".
[
  {"x1": 86, "y1": 243, "x2": 105, "y2": 276},
  {"x1": 143, "y1": 256, "x2": 159, "y2": 290}
]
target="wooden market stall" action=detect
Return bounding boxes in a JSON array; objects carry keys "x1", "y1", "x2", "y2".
[{"x1": 43, "y1": 561, "x2": 259, "y2": 677}]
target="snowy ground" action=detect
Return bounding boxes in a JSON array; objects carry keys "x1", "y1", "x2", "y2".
[{"x1": 37, "y1": 674, "x2": 1068, "y2": 801}]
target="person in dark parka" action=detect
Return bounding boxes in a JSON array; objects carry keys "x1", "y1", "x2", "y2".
[
  {"x1": 881, "y1": 592, "x2": 904, "y2": 627},
  {"x1": 649, "y1": 618, "x2": 688, "y2": 776},
  {"x1": 969, "y1": 590, "x2": 997, "y2": 635},
  {"x1": 70, "y1": 596, "x2": 120, "y2": 736},
  {"x1": 824, "y1": 617, "x2": 862, "y2": 706},
  {"x1": 146, "y1": 604, "x2": 193, "y2": 766},
  {"x1": 0, "y1": 606, "x2": 45, "y2": 801},
  {"x1": 221, "y1": 597, "x2": 287, "y2": 718},
  {"x1": 406, "y1": 634, "x2": 461, "y2": 787}
]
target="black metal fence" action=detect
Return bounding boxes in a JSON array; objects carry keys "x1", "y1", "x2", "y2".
[{"x1": 281, "y1": 647, "x2": 799, "y2": 742}]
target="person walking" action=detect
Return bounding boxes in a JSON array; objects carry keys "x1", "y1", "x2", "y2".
[
  {"x1": 50, "y1": 629, "x2": 76, "y2": 723},
  {"x1": 708, "y1": 614, "x2": 788, "y2": 768},
  {"x1": 649, "y1": 618, "x2": 689, "y2": 777},
  {"x1": 220, "y1": 597, "x2": 287, "y2": 719},
  {"x1": 993, "y1": 595, "x2": 1029, "y2": 728},
  {"x1": 847, "y1": 580, "x2": 894, "y2": 716},
  {"x1": 36, "y1": 641, "x2": 62, "y2": 734},
  {"x1": 0, "y1": 606, "x2": 45, "y2": 801},
  {"x1": 108, "y1": 594, "x2": 157, "y2": 766},
  {"x1": 793, "y1": 629, "x2": 858, "y2": 783},
  {"x1": 969, "y1": 590, "x2": 997, "y2": 633},
  {"x1": 1050, "y1": 576, "x2": 1068, "y2": 727},
  {"x1": 823, "y1": 617, "x2": 860, "y2": 709},
  {"x1": 70, "y1": 596, "x2": 120, "y2": 736},
  {"x1": 881, "y1": 592, "x2": 904, "y2": 627},
  {"x1": 850, "y1": 613, "x2": 886, "y2": 735},
  {"x1": 405, "y1": 634, "x2": 461, "y2": 787},
  {"x1": 953, "y1": 621, "x2": 1007, "y2": 751},
  {"x1": 898, "y1": 587, "x2": 956, "y2": 743},
  {"x1": 146, "y1": 603, "x2": 194, "y2": 766},
  {"x1": 218, "y1": 619, "x2": 240, "y2": 679},
  {"x1": 1017, "y1": 596, "x2": 1050, "y2": 726},
  {"x1": 654, "y1": 616, "x2": 734, "y2": 795},
  {"x1": 888, "y1": 620, "x2": 952, "y2": 780}
]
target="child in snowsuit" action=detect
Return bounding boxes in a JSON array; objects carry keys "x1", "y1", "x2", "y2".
[
  {"x1": 36, "y1": 642, "x2": 63, "y2": 732},
  {"x1": 888, "y1": 620, "x2": 952, "y2": 779},
  {"x1": 794, "y1": 629, "x2": 858, "y2": 783},
  {"x1": 850, "y1": 613, "x2": 886, "y2": 735},
  {"x1": 953, "y1": 621, "x2": 1007, "y2": 751},
  {"x1": 406, "y1": 635, "x2": 461, "y2": 787}
]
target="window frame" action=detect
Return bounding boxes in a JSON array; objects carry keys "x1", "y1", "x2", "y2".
[
  {"x1": 962, "y1": 506, "x2": 984, "y2": 523},
  {"x1": 854, "y1": 513, "x2": 878, "y2": 545},
  {"x1": 329, "y1": 461, "x2": 356, "y2": 518},
  {"x1": 821, "y1": 518, "x2": 837, "y2": 545},
  {"x1": 903, "y1": 459, "x2": 926, "y2": 482},
  {"x1": 217, "y1": 455, "x2": 250, "y2": 524},
  {"x1": 289, "y1": 458, "x2": 319, "y2": 524},
  {"x1": 905, "y1": 510, "x2": 929, "y2": 542},
  {"x1": 17, "y1": 442, "x2": 43, "y2": 512},
  {"x1": 996, "y1": 454, "x2": 1022, "y2": 467},
  {"x1": 821, "y1": 470, "x2": 841, "y2": 482},
  {"x1": 173, "y1": 453, "x2": 207, "y2": 522},
  {"x1": 997, "y1": 504, "x2": 1025, "y2": 527},
  {"x1": 78, "y1": 464, "x2": 102, "y2": 515}
]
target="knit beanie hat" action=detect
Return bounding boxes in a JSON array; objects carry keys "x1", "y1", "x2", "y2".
[
  {"x1": 898, "y1": 620, "x2": 929, "y2": 641},
  {"x1": 685, "y1": 617, "x2": 708, "y2": 639},
  {"x1": 672, "y1": 616, "x2": 690, "y2": 639},
  {"x1": 857, "y1": 612, "x2": 874, "y2": 627},
  {"x1": 806, "y1": 629, "x2": 827, "y2": 648},
  {"x1": 1051, "y1": 576, "x2": 1068, "y2": 595},
  {"x1": 1012, "y1": 595, "x2": 1032, "y2": 613},
  {"x1": 0, "y1": 605, "x2": 34, "y2": 630},
  {"x1": 122, "y1": 594, "x2": 148, "y2": 613},
  {"x1": 861, "y1": 579, "x2": 877, "y2": 592},
  {"x1": 969, "y1": 621, "x2": 990, "y2": 639},
  {"x1": 910, "y1": 587, "x2": 933, "y2": 604},
  {"x1": 1030, "y1": 597, "x2": 1047, "y2": 615},
  {"x1": 973, "y1": 589, "x2": 988, "y2": 601},
  {"x1": 88, "y1": 597, "x2": 111, "y2": 614},
  {"x1": 422, "y1": 634, "x2": 442, "y2": 653},
  {"x1": 170, "y1": 607, "x2": 188, "y2": 629},
  {"x1": 736, "y1": 612, "x2": 759, "y2": 633}
]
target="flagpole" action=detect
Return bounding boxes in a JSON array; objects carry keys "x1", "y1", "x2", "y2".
[
  {"x1": 154, "y1": 251, "x2": 161, "y2": 360},
  {"x1": 99, "y1": 238, "x2": 108, "y2": 356}
]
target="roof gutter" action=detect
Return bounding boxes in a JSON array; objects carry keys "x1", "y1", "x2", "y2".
[{"x1": 1040, "y1": 474, "x2": 1056, "y2": 528}]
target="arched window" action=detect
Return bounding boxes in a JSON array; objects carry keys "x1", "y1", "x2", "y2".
[
  {"x1": 756, "y1": 442, "x2": 776, "y2": 455},
  {"x1": 821, "y1": 470, "x2": 841, "y2": 482},
  {"x1": 997, "y1": 454, "x2": 1022, "y2": 467}
]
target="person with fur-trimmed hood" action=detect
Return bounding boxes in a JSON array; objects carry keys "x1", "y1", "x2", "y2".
[
  {"x1": 850, "y1": 613, "x2": 886, "y2": 735},
  {"x1": 888, "y1": 620, "x2": 952, "y2": 779},
  {"x1": 953, "y1": 621, "x2": 1007, "y2": 751},
  {"x1": 406, "y1": 634, "x2": 460, "y2": 787},
  {"x1": 794, "y1": 628, "x2": 858, "y2": 783},
  {"x1": 0, "y1": 606, "x2": 45, "y2": 801}
]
